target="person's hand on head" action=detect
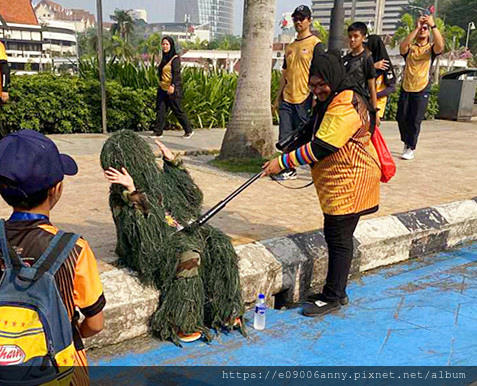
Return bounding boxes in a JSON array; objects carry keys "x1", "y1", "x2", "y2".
[
  {"x1": 261, "y1": 158, "x2": 283, "y2": 177},
  {"x1": 424, "y1": 15, "x2": 435, "y2": 28},
  {"x1": 104, "y1": 167, "x2": 136, "y2": 193},
  {"x1": 374, "y1": 59, "x2": 389, "y2": 71},
  {"x1": 155, "y1": 140, "x2": 175, "y2": 161},
  {"x1": 417, "y1": 16, "x2": 426, "y2": 28}
]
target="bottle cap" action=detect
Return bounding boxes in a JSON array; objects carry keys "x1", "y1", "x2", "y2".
[{"x1": 258, "y1": 293, "x2": 265, "y2": 299}]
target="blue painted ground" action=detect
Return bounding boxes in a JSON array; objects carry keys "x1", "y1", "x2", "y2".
[{"x1": 91, "y1": 243, "x2": 477, "y2": 368}]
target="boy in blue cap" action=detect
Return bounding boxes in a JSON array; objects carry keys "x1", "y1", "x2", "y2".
[{"x1": 0, "y1": 130, "x2": 105, "y2": 384}]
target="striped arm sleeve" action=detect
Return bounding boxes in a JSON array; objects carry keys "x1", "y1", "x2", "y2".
[{"x1": 280, "y1": 140, "x2": 336, "y2": 169}]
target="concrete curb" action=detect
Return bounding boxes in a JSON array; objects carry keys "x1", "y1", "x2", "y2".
[{"x1": 86, "y1": 197, "x2": 477, "y2": 349}]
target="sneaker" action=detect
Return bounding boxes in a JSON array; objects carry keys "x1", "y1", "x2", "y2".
[
  {"x1": 272, "y1": 169, "x2": 297, "y2": 181},
  {"x1": 307, "y1": 293, "x2": 349, "y2": 306},
  {"x1": 302, "y1": 294, "x2": 341, "y2": 317},
  {"x1": 177, "y1": 331, "x2": 202, "y2": 343},
  {"x1": 402, "y1": 147, "x2": 415, "y2": 160},
  {"x1": 183, "y1": 131, "x2": 195, "y2": 139},
  {"x1": 149, "y1": 134, "x2": 163, "y2": 139}
]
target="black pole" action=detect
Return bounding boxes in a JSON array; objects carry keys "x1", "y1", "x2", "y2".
[
  {"x1": 190, "y1": 172, "x2": 262, "y2": 228},
  {"x1": 328, "y1": 0, "x2": 345, "y2": 52}
]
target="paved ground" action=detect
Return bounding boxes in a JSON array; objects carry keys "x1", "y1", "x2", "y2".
[
  {"x1": 88, "y1": 242, "x2": 477, "y2": 371},
  {"x1": 1, "y1": 120, "x2": 476, "y2": 272}
]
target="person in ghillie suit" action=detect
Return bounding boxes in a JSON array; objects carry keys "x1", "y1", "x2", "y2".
[{"x1": 100, "y1": 130, "x2": 244, "y2": 345}]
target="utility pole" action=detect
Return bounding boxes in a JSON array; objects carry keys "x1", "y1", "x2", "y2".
[
  {"x1": 96, "y1": 0, "x2": 107, "y2": 134},
  {"x1": 351, "y1": 0, "x2": 356, "y2": 22},
  {"x1": 328, "y1": 0, "x2": 345, "y2": 51}
]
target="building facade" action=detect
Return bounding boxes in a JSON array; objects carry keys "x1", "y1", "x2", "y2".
[
  {"x1": 175, "y1": 0, "x2": 233, "y2": 40},
  {"x1": 0, "y1": 0, "x2": 42, "y2": 72},
  {"x1": 145, "y1": 22, "x2": 211, "y2": 43},
  {"x1": 34, "y1": 0, "x2": 95, "y2": 33},
  {"x1": 312, "y1": 0, "x2": 410, "y2": 36}
]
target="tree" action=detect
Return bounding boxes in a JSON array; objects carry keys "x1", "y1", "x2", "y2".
[
  {"x1": 218, "y1": 0, "x2": 277, "y2": 160},
  {"x1": 312, "y1": 20, "x2": 329, "y2": 47},
  {"x1": 111, "y1": 9, "x2": 135, "y2": 42}
]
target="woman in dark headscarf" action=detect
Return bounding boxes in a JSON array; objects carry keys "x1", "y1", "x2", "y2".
[
  {"x1": 263, "y1": 52, "x2": 380, "y2": 317},
  {"x1": 153, "y1": 36, "x2": 194, "y2": 139},
  {"x1": 366, "y1": 35, "x2": 396, "y2": 119}
]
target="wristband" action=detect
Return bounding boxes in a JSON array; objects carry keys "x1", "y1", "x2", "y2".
[{"x1": 430, "y1": 25, "x2": 437, "y2": 29}]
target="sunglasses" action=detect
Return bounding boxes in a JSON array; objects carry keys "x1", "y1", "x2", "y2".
[{"x1": 293, "y1": 15, "x2": 307, "y2": 22}]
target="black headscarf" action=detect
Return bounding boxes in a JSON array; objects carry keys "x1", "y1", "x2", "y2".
[
  {"x1": 310, "y1": 51, "x2": 376, "y2": 132},
  {"x1": 158, "y1": 36, "x2": 177, "y2": 76},
  {"x1": 366, "y1": 35, "x2": 395, "y2": 84}
]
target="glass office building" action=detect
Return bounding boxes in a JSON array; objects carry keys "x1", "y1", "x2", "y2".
[{"x1": 175, "y1": 0, "x2": 233, "y2": 39}]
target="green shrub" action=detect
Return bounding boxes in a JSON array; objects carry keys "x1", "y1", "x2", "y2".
[{"x1": 0, "y1": 74, "x2": 157, "y2": 134}]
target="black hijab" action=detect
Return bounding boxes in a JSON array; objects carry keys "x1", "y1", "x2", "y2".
[
  {"x1": 366, "y1": 35, "x2": 395, "y2": 84},
  {"x1": 158, "y1": 36, "x2": 177, "y2": 75},
  {"x1": 310, "y1": 51, "x2": 376, "y2": 131}
]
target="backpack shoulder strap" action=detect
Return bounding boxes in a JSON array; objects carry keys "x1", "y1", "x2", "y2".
[
  {"x1": 18, "y1": 231, "x2": 80, "y2": 282},
  {"x1": 0, "y1": 219, "x2": 24, "y2": 270},
  {"x1": 0, "y1": 219, "x2": 12, "y2": 269}
]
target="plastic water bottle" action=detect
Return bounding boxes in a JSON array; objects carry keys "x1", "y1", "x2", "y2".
[{"x1": 253, "y1": 293, "x2": 266, "y2": 330}]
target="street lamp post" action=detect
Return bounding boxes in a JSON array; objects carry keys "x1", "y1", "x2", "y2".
[
  {"x1": 328, "y1": 0, "x2": 345, "y2": 51},
  {"x1": 96, "y1": 0, "x2": 107, "y2": 134},
  {"x1": 466, "y1": 21, "x2": 476, "y2": 50}
]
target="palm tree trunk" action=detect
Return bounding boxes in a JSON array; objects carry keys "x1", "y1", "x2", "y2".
[{"x1": 219, "y1": 0, "x2": 277, "y2": 160}]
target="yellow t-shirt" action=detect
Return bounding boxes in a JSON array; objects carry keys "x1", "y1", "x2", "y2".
[
  {"x1": 402, "y1": 43, "x2": 436, "y2": 92},
  {"x1": 283, "y1": 35, "x2": 321, "y2": 104},
  {"x1": 0, "y1": 41, "x2": 7, "y2": 93},
  {"x1": 376, "y1": 74, "x2": 387, "y2": 118}
]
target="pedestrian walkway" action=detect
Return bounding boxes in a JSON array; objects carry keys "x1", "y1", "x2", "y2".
[
  {"x1": 89, "y1": 242, "x2": 477, "y2": 370},
  {"x1": 0, "y1": 120, "x2": 476, "y2": 270}
]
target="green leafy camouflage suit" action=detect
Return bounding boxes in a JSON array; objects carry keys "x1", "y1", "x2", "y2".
[{"x1": 100, "y1": 130, "x2": 244, "y2": 345}]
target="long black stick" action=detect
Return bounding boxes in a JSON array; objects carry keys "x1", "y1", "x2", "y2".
[{"x1": 190, "y1": 171, "x2": 262, "y2": 228}]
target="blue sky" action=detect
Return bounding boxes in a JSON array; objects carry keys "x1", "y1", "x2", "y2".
[{"x1": 39, "y1": 0, "x2": 311, "y2": 35}]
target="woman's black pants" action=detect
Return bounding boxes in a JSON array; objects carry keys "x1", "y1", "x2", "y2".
[
  {"x1": 154, "y1": 88, "x2": 193, "y2": 136},
  {"x1": 322, "y1": 213, "x2": 361, "y2": 302}
]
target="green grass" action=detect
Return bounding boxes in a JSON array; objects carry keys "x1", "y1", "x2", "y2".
[{"x1": 209, "y1": 153, "x2": 280, "y2": 174}]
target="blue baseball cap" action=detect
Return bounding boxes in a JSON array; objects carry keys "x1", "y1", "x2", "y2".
[{"x1": 0, "y1": 130, "x2": 78, "y2": 197}]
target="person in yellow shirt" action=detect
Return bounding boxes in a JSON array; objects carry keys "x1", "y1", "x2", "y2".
[
  {"x1": 152, "y1": 37, "x2": 194, "y2": 139},
  {"x1": 274, "y1": 5, "x2": 324, "y2": 180},
  {"x1": 366, "y1": 35, "x2": 396, "y2": 119},
  {"x1": 397, "y1": 15, "x2": 444, "y2": 160},
  {"x1": 0, "y1": 40, "x2": 11, "y2": 138},
  {"x1": 263, "y1": 52, "x2": 380, "y2": 316}
]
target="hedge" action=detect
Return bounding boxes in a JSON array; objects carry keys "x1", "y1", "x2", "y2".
[{"x1": 0, "y1": 71, "x2": 439, "y2": 135}]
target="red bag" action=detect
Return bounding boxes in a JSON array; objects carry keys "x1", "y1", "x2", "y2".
[{"x1": 371, "y1": 126, "x2": 396, "y2": 183}]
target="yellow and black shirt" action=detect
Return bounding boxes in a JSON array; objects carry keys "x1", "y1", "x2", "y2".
[
  {"x1": 159, "y1": 55, "x2": 181, "y2": 92},
  {"x1": 0, "y1": 41, "x2": 10, "y2": 93},
  {"x1": 402, "y1": 42, "x2": 439, "y2": 93},
  {"x1": 283, "y1": 35, "x2": 323, "y2": 104},
  {"x1": 279, "y1": 90, "x2": 380, "y2": 216},
  {"x1": 1, "y1": 219, "x2": 105, "y2": 386}
]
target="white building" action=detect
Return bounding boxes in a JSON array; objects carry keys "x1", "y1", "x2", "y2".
[
  {"x1": 130, "y1": 9, "x2": 148, "y2": 23},
  {"x1": 312, "y1": 0, "x2": 410, "y2": 36},
  {"x1": 146, "y1": 22, "x2": 212, "y2": 43},
  {"x1": 34, "y1": 0, "x2": 95, "y2": 33},
  {"x1": 0, "y1": 0, "x2": 78, "y2": 73},
  {"x1": 0, "y1": 0, "x2": 43, "y2": 72}
]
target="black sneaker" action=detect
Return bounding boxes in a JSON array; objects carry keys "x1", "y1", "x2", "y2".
[
  {"x1": 272, "y1": 169, "x2": 297, "y2": 181},
  {"x1": 307, "y1": 293, "x2": 349, "y2": 306},
  {"x1": 183, "y1": 131, "x2": 195, "y2": 139},
  {"x1": 302, "y1": 294, "x2": 341, "y2": 317}
]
